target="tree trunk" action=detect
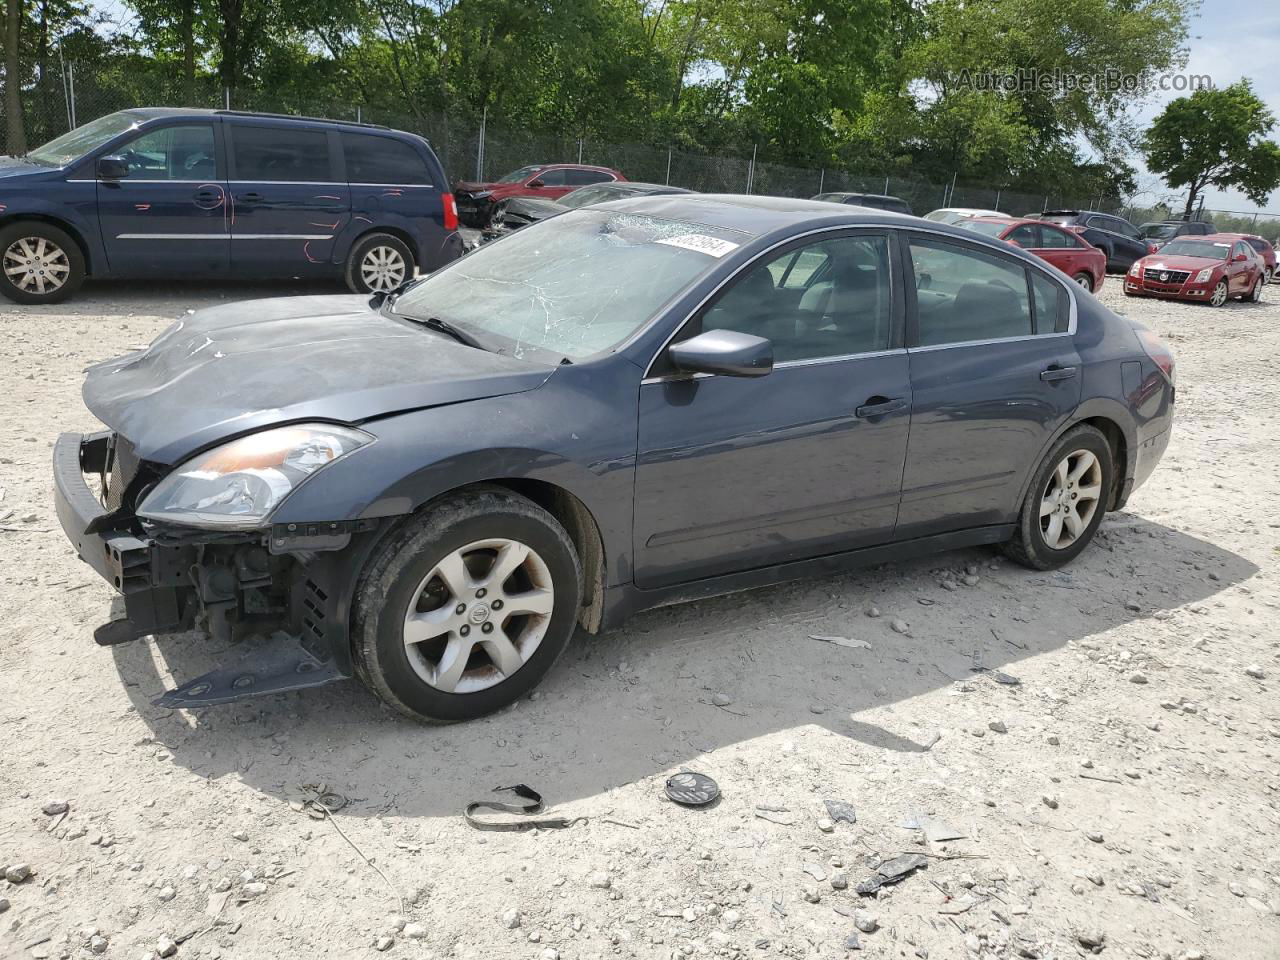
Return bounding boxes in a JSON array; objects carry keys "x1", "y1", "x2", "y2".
[
  {"x1": 181, "y1": 0, "x2": 195, "y2": 104},
  {"x1": 1181, "y1": 185, "x2": 1198, "y2": 221},
  {"x1": 217, "y1": 0, "x2": 242, "y2": 101},
  {"x1": 4, "y1": 0, "x2": 24, "y2": 154}
]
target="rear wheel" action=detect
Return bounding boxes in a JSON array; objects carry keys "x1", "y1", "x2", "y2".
[
  {"x1": 353, "y1": 488, "x2": 582, "y2": 723},
  {"x1": 0, "y1": 222, "x2": 85, "y2": 305},
  {"x1": 1072, "y1": 272, "x2": 1094, "y2": 292},
  {"x1": 345, "y1": 232, "x2": 415, "y2": 295},
  {"x1": 1248, "y1": 275, "x2": 1264, "y2": 302},
  {"x1": 1002, "y1": 425, "x2": 1113, "y2": 570}
]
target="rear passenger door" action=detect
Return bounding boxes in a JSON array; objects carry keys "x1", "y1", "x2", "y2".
[
  {"x1": 342, "y1": 132, "x2": 442, "y2": 269},
  {"x1": 227, "y1": 121, "x2": 350, "y2": 275},
  {"x1": 898, "y1": 233, "x2": 1082, "y2": 538}
]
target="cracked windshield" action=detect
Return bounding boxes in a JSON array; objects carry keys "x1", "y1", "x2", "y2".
[{"x1": 393, "y1": 210, "x2": 751, "y2": 359}]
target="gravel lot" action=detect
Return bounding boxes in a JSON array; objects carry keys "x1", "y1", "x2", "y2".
[{"x1": 1, "y1": 275, "x2": 1277, "y2": 960}]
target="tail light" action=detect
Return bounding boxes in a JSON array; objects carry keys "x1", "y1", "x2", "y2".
[
  {"x1": 442, "y1": 193, "x2": 459, "y2": 232},
  {"x1": 1133, "y1": 323, "x2": 1175, "y2": 383}
]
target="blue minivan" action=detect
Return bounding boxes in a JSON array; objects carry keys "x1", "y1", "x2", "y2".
[{"x1": 0, "y1": 108, "x2": 463, "y2": 304}]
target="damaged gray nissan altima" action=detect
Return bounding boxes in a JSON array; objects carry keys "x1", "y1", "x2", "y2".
[{"x1": 53, "y1": 194, "x2": 1175, "y2": 723}]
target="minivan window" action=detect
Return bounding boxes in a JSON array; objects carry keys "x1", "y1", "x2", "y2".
[
  {"x1": 232, "y1": 125, "x2": 332, "y2": 182},
  {"x1": 341, "y1": 133, "x2": 430, "y2": 185},
  {"x1": 27, "y1": 111, "x2": 144, "y2": 167},
  {"x1": 119, "y1": 124, "x2": 217, "y2": 180}
]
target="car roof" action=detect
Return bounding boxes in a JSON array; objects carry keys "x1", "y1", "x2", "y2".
[
  {"x1": 540, "y1": 163, "x2": 620, "y2": 173},
  {"x1": 822, "y1": 192, "x2": 906, "y2": 200},
  {"x1": 598, "y1": 193, "x2": 938, "y2": 236},
  {"x1": 124, "y1": 107, "x2": 395, "y2": 132},
  {"x1": 606, "y1": 182, "x2": 691, "y2": 194},
  {"x1": 1200, "y1": 233, "x2": 1252, "y2": 243}
]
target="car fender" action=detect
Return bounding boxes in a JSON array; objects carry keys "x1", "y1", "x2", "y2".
[{"x1": 0, "y1": 194, "x2": 106, "y2": 274}]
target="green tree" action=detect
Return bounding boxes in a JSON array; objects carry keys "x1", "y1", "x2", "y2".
[{"x1": 1142, "y1": 79, "x2": 1280, "y2": 219}]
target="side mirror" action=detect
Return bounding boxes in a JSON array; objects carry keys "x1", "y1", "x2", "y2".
[
  {"x1": 97, "y1": 156, "x2": 128, "y2": 180},
  {"x1": 1233, "y1": 253, "x2": 1248, "y2": 262},
  {"x1": 527, "y1": 178, "x2": 545, "y2": 188},
  {"x1": 669, "y1": 329, "x2": 773, "y2": 378}
]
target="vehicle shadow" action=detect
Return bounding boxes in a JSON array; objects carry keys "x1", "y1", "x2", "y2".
[{"x1": 110, "y1": 512, "x2": 1256, "y2": 820}]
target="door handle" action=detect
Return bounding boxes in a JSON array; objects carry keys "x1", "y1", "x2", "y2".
[
  {"x1": 238, "y1": 192, "x2": 264, "y2": 203},
  {"x1": 1040, "y1": 365, "x2": 1078, "y2": 382},
  {"x1": 855, "y1": 396, "x2": 907, "y2": 419}
]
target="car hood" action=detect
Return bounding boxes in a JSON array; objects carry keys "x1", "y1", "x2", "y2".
[
  {"x1": 83, "y1": 295, "x2": 555, "y2": 465},
  {"x1": 500, "y1": 197, "x2": 564, "y2": 221},
  {"x1": 0, "y1": 156, "x2": 45, "y2": 179},
  {"x1": 454, "y1": 180, "x2": 500, "y2": 194},
  {"x1": 1141, "y1": 255, "x2": 1224, "y2": 271}
]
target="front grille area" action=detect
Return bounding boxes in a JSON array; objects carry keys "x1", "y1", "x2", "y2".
[
  {"x1": 103, "y1": 434, "x2": 141, "y2": 511},
  {"x1": 1143, "y1": 269, "x2": 1190, "y2": 286}
]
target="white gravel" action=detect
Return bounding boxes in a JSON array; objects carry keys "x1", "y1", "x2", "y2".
[{"x1": 0, "y1": 275, "x2": 1277, "y2": 959}]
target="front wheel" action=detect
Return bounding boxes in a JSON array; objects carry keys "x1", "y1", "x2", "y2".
[
  {"x1": 0, "y1": 222, "x2": 85, "y2": 304},
  {"x1": 1072, "y1": 272, "x2": 1094, "y2": 292},
  {"x1": 1209, "y1": 280, "x2": 1228, "y2": 307},
  {"x1": 1002, "y1": 425, "x2": 1113, "y2": 570},
  {"x1": 353, "y1": 488, "x2": 582, "y2": 723},
  {"x1": 345, "y1": 232, "x2": 416, "y2": 294}
]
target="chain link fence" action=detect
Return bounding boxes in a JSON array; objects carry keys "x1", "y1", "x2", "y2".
[{"x1": 9, "y1": 61, "x2": 1278, "y2": 232}]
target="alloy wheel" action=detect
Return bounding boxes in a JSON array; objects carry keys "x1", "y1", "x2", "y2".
[
  {"x1": 360, "y1": 245, "x2": 407, "y2": 292},
  {"x1": 1210, "y1": 281, "x2": 1228, "y2": 307},
  {"x1": 402, "y1": 538, "x2": 555, "y2": 694},
  {"x1": 1251, "y1": 277, "x2": 1263, "y2": 302},
  {"x1": 3, "y1": 236, "x2": 71, "y2": 295},
  {"x1": 1075, "y1": 273, "x2": 1093, "y2": 290},
  {"x1": 1039, "y1": 449, "x2": 1102, "y2": 550}
]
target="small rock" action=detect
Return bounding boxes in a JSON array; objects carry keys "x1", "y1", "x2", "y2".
[
  {"x1": 41, "y1": 800, "x2": 69, "y2": 816},
  {"x1": 941, "y1": 579, "x2": 958, "y2": 591},
  {"x1": 529, "y1": 930, "x2": 543, "y2": 942},
  {"x1": 1076, "y1": 930, "x2": 1105, "y2": 949},
  {"x1": 1129, "y1": 672, "x2": 1149, "y2": 684},
  {"x1": 808, "y1": 703, "x2": 826, "y2": 714},
  {"x1": 988, "y1": 720, "x2": 1008, "y2": 734},
  {"x1": 1245, "y1": 664, "x2": 1265, "y2": 680},
  {"x1": 1228, "y1": 882, "x2": 1245, "y2": 897},
  {"x1": 802, "y1": 883, "x2": 821, "y2": 903},
  {"x1": 230, "y1": 830, "x2": 249, "y2": 842},
  {"x1": 241, "y1": 882, "x2": 268, "y2": 898},
  {"x1": 501, "y1": 908, "x2": 522, "y2": 929},
  {"x1": 1042, "y1": 794, "x2": 1060, "y2": 810},
  {"x1": 1124, "y1": 601, "x2": 1141, "y2": 612},
  {"x1": 1086, "y1": 830, "x2": 1104, "y2": 843},
  {"x1": 816, "y1": 817, "x2": 834, "y2": 833},
  {"x1": 540, "y1": 950, "x2": 559, "y2": 960},
  {"x1": 0, "y1": 897, "x2": 9, "y2": 913},
  {"x1": 866, "y1": 606, "x2": 881, "y2": 618},
  {"x1": 587, "y1": 871, "x2": 612, "y2": 889},
  {"x1": 890, "y1": 619, "x2": 910, "y2": 635},
  {"x1": 830, "y1": 872, "x2": 849, "y2": 890},
  {"x1": 374, "y1": 936, "x2": 394, "y2": 952},
  {"x1": 711, "y1": 693, "x2": 732, "y2": 707},
  {"x1": 158, "y1": 885, "x2": 177, "y2": 902},
  {"x1": 963, "y1": 575, "x2": 980, "y2": 587},
  {"x1": 89, "y1": 936, "x2": 109, "y2": 955},
  {"x1": 4, "y1": 863, "x2": 31, "y2": 883},
  {"x1": 403, "y1": 922, "x2": 427, "y2": 939},
  {"x1": 844, "y1": 932, "x2": 862, "y2": 950},
  {"x1": 854, "y1": 910, "x2": 879, "y2": 933},
  {"x1": 156, "y1": 937, "x2": 178, "y2": 958},
  {"x1": 723, "y1": 909, "x2": 741, "y2": 929},
  {"x1": 1047, "y1": 735, "x2": 1060, "y2": 746}
]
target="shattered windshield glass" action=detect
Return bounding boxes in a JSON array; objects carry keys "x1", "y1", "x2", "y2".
[{"x1": 394, "y1": 210, "x2": 751, "y2": 359}]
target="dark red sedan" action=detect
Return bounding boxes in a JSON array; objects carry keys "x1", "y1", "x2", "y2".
[
  {"x1": 453, "y1": 163, "x2": 626, "y2": 226},
  {"x1": 1214, "y1": 232, "x2": 1277, "y2": 285},
  {"x1": 960, "y1": 217, "x2": 1106, "y2": 292},
  {"x1": 1125, "y1": 234, "x2": 1265, "y2": 306}
]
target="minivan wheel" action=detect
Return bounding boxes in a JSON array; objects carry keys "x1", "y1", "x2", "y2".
[
  {"x1": 352, "y1": 487, "x2": 582, "y2": 723},
  {"x1": 1072, "y1": 272, "x2": 1094, "y2": 292},
  {"x1": 1002, "y1": 424, "x2": 1113, "y2": 571},
  {"x1": 345, "y1": 232, "x2": 415, "y2": 294},
  {"x1": 0, "y1": 222, "x2": 85, "y2": 305}
]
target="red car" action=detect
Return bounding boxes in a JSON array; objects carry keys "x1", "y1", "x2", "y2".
[
  {"x1": 1214, "y1": 232, "x2": 1277, "y2": 285},
  {"x1": 1125, "y1": 234, "x2": 1266, "y2": 306},
  {"x1": 960, "y1": 217, "x2": 1106, "y2": 291},
  {"x1": 453, "y1": 164, "x2": 626, "y2": 226}
]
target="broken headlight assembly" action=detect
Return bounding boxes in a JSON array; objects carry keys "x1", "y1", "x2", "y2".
[{"x1": 136, "y1": 424, "x2": 372, "y2": 529}]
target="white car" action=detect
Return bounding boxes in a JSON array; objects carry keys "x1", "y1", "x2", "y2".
[{"x1": 924, "y1": 207, "x2": 1007, "y2": 225}]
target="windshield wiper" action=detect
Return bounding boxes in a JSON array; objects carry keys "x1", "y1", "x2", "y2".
[{"x1": 401, "y1": 315, "x2": 488, "y2": 351}]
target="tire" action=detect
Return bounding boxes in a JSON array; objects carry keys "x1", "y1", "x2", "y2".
[
  {"x1": 1248, "y1": 275, "x2": 1264, "y2": 303},
  {"x1": 1002, "y1": 424, "x2": 1113, "y2": 571},
  {"x1": 1072, "y1": 272, "x2": 1094, "y2": 292},
  {"x1": 352, "y1": 487, "x2": 582, "y2": 724},
  {"x1": 1208, "y1": 280, "x2": 1228, "y2": 307},
  {"x1": 0, "y1": 221, "x2": 85, "y2": 305},
  {"x1": 1265, "y1": 267, "x2": 1274, "y2": 285},
  {"x1": 344, "y1": 232, "x2": 415, "y2": 295}
]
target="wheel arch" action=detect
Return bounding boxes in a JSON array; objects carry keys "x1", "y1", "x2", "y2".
[
  {"x1": 1013, "y1": 405, "x2": 1136, "y2": 518},
  {"x1": 0, "y1": 213, "x2": 95, "y2": 275},
  {"x1": 346, "y1": 223, "x2": 420, "y2": 269}
]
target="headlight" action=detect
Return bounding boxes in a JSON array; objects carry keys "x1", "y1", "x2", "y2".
[
  {"x1": 137, "y1": 424, "x2": 371, "y2": 528},
  {"x1": 1128, "y1": 261, "x2": 1143, "y2": 277},
  {"x1": 1194, "y1": 268, "x2": 1213, "y2": 283},
  {"x1": 471, "y1": 191, "x2": 492, "y2": 200}
]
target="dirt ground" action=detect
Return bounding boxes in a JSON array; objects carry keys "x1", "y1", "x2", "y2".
[{"x1": 1, "y1": 275, "x2": 1277, "y2": 960}]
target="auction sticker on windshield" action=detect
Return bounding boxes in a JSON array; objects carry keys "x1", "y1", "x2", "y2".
[{"x1": 655, "y1": 234, "x2": 741, "y2": 257}]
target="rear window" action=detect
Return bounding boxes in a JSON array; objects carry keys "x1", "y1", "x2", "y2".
[
  {"x1": 1039, "y1": 215, "x2": 1077, "y2": 226},
  {"x1": 342, "y1": 134, "x2": 431, "y2": 185},
  {"x1": 1141, "y1": 223, "x2": 1178, "y2": 239},
  {"x1": 232, "y1": 125, "x2": 332, "y2": 182},
  {"x1": 565, "y1": 169, "x2": 614, "y2": 185},
  {"x1": 1247, "y1": 237, "x2": 1272, "y2": 252}
]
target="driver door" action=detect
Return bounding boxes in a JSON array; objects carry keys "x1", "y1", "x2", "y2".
[{"x1": 96, "y1": 121, "x2": 230, "y2": 277}]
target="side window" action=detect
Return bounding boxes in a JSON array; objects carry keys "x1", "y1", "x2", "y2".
[
  {"x1": 341, "y1": 134, "x2": 430, "y2": 185},
  {"x1": 1235, "y1": 242, "x2": 1251, "y2": 259},
  {"x1": 566, "y1": 169, "x2": 613, "y2": 185},
  {"x1": 1037, "y1": 225, "x2": 1076, "y2": 249},
  {"x1": 909, "y1": 238, "x2": 1032, "y2": 346},
  {"x1": 1030, "y1": 272, "x2": 1068, "y2": 334},
  {"x1": 232, "y1": 125, "x2": 332, "y2": 182},
  {"x1": 702, "y1": 235, "x2": 893, "y2": 363},
  {"x1": 119, "y1": 124, "x2": 217, "y2": 180},
  {"x1": 533, "y1": 168, "x2": 568, "y2": 186},
  {"x1": 1006, "y1": 224, "x2": 1040, "y2": 247}
]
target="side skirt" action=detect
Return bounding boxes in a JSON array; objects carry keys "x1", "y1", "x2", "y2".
[{"x1": 600, "y1": 525, "x2": 1014, "y2": 630}]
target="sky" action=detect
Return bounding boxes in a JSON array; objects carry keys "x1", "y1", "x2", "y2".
[
  {"x1": 1120, "y1": 0, "x2": 1280, "y2": 214},
  {"x1": 87, "y1": 0, "x2": 1280, "y2": 214}
]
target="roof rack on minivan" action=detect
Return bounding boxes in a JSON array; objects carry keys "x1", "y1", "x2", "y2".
[{"x1": 213, "y1": 109, "x2": 391, "y2": 131}]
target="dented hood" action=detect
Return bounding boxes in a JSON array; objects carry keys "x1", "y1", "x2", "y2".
[{"x1": 83, "y1": 294, "x2": 555, "y2": 464}]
